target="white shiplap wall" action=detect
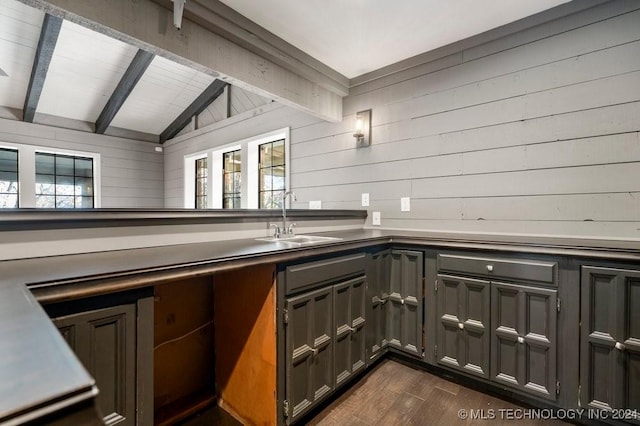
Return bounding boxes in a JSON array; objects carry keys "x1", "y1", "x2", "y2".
[
  {"x1": 0, "y1": 118, "x2": 164, "y2": 207},
  {"x1": 165, "y1": 1, "x2": 640, "y2": 238}
]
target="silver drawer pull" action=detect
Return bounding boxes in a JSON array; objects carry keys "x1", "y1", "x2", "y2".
[
  {"x1": 518, "y1": 336, "x2": 524, "y2": 344},
  {"x1": 458, "y1": 322, "x2": 464, "y2": 330},
  {"x1": 401, "y1": 298, "x2": 405, "y2": 305},
  {"x1": 486, "y1": 264, "x2": 494, "y2": 272},
  {"x1": 615, "y1": 342, "x2": 625, "y2": 351}
]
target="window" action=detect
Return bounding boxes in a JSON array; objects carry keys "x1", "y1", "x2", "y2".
[
  {"x1": 184, "y1": 127, "x2": 290, "y2": 209},
  {"x1": 0, "y1": 148, "x2": 18, "y2": 208},
  {"x1": 195, "y1": 157, "x2": 208, "y2": 209},
  {"x1": 35, "y1": 153, "x2": 94, "y2": 208},
  {"x1": 258, "y1": 139, "x2": 285, "y2": 209},
  {"x1": 222, "y1": 149, "x2": 241, "y2": 208}
]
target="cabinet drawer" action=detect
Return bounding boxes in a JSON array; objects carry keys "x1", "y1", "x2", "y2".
[
  {"x1": 438, "y1": 254, "x2": 557, "y2": 285},
  {"x1": 286, "y1": 253, "x2": 366, "y2": 295}
]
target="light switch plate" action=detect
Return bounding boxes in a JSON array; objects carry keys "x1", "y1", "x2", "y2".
[
  {"x1": 361, "y1": 193, "x2": 370, "y2": 207},
  {"x1": 372, "y1": 211, "x2": 381, "y2": 226},
  {"x1": 309, "y1": 200, "x2": 322, "y2": 209},
  {"x1": 401, "y1": 197, "x2": 411, "y2": 212},
  {"x1": 155, "y1": 146, "x2": 163, "y2": 152}
]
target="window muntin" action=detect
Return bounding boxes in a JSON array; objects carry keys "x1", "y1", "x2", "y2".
[
  {"x1": 35, "y1": 153, "x2": 94, "y2": 208},
  {"x1": 0, "y1": 148, "x2": 18, "y2": 208},
  {"x1": 258, "y1": 139, "x2": 285, "y2": 209},
  {"x1": 195, "y1": 157, "x2": 208, "y2": 209},
  {"x1": 222, "y1": 149, "x2": 241, "y2": 209}
]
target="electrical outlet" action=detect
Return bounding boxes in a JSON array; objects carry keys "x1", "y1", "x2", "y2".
[
  {"x1": 372, "y1": 211, "x2": 381, "y2": 226},
  {"x1": 154, "y1": 146, "x2": 163, "y2": 152},
  {"x1": 361, "y1": 193, "x2": 370, "y2": 207},
  {"x1": 309, "y1": 200, "x2": 322, "y2": 209},
  {"x1": 401, "y1": 197, "x2": 411, "y2": 212}
]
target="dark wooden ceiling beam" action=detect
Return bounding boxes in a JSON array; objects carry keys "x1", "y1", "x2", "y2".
[
  {"x1": 95, "y1": 49, "x2": 155, "y2": 134},
  {"x1": 23, "y1": 13, "x2": 63, "y2": 123},
  {"x1": 160, "y1": 79, "x2": 228, "y2": 144}
]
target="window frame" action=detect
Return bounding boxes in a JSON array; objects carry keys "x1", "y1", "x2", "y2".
[
  {"x1": 34, "y1": 152, "x2": 95, "y2": 209},
  {"x1": 194, "y1": 156, "x2": 208, "y2": 209},
  {"x1": 222, "y1": 148, "x2": 242, "y2": 209},
  {"x1": 0, "y1": 147, "x2": 20, "y2": 208}
]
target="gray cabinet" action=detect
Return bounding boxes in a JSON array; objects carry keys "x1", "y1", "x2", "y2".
[
  {"x1": 285, "y1": 286, "x2": 334, "y2": 422},
  {"x1": 386, "y1": 250, "x2": 424, "y2": 357},
  {"x1": 491, "y1": 282, "x2": 557, "y2": 401},
  {"x1": 366, "y1": 250, "x2": 390, "y2": 363},
  {"x1": 334, "y1": 276, "x2": 367, "y2": 388},
  {"x1": 436, "y1": 274, "x2": 491, "y2": 378},
  {"x1": 580, "y1": 266, "x2": 640, "y2": 413},
  {"x1": 53, "y1": 304, "x2": 136, "y2": 426}
]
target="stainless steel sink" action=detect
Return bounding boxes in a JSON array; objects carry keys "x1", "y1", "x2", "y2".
[{"x1": 255, "y1": 234, "x2": 343, "y2": 247}]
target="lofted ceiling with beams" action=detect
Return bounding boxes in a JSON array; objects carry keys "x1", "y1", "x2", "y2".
[{"x1": 0, "y1": 0, "x2": 270, "y2": 143}]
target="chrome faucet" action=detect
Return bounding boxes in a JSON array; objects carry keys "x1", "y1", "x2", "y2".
[{"x1": 281, "y1": 191, "x2": 297, "y2": 236}]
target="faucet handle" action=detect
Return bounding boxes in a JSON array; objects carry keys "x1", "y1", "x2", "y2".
[
  {"x1": 270, "y1": 223, "x2": 281, "y2": 238},
  {"x1": 287, "y1": 223, "x2": 297, "y2": 235}
]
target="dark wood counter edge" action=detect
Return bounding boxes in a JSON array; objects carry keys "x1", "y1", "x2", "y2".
[
  {"x1": 0, "y1": 208, "x2": 368, "y2": 231},
  {"x1": 26, "y1": 232, "x2": 640, "y2": 304}
]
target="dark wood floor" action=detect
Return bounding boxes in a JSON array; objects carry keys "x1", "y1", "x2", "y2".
[
  {"x1": 308, "y1": 359, "x2": 568, "y2": 426},
  {"x1": 182, "y1": 359, "x2": 569, "y2": 425}
]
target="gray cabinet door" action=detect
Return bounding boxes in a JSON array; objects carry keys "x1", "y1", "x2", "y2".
[
  {"x1": 53, "y1": 304, "x2": 136, "y2": 426},
  {"x1": 387, "y1": 250, "x2": 424, "y2": 356},
  {"x1": 285, "y1": 286, "x2": 333, "y2": 422},
  {"x1": 334, "y1": 276, "x2": 367, "y2": 388},
  {"x1": 366, "y1": 251, "x2": 390, "y2": 363},
  {"x1": 581, "y1": 267, "x2": 640, "y2": 412},
  {"x1": 436, "y1": 274, "x2": 490, "y2": 378},
  {"x1": 491, "y1": 282, "x2": 557, "y2": 401}
]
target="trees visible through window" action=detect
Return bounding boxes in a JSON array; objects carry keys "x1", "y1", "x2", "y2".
[
  {"x1": 258, "y1": 139, "x2": 285, "y2": 209},
  {"x1": 222, "y1": 149, "x2": 241, "y2": 209},
  {"x1": 0, "y1": 148, "x2": 18, "y2": 208},
  {"x1": 195, "y1": 157, "x2": 208, "y2": 209},
  {"x1": 35, "y1": 153, "x2": 94, "y2": 208}
]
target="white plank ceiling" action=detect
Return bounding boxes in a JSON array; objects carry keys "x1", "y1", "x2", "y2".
[{"x1": 0, "y1": 0, "x2": 270, "y2": 141}]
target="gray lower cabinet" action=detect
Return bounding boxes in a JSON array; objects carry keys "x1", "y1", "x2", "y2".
[
  {"x1": 53, "y1": 304, "x2": 136, "y2": 426},
  {"x1": 491, "y1": 282, "x2": 557, "y2": 401},
  {"x1": 334, "y1": 276, "x2": 367, "y2": 388},
  {"x1": 580, "y1": 266, "x2": 640, "y2": 413},
  {"x1": 436, "y1": 274, "x2": 491, "y2": 378},
  {"x1": 386, "y1": 250, "x2": 424, "y2": 356},
  {"x1": 285, "y1": 286, "x2": 334, "y2": 422},
  {"x1": 366, "y1": 250, "x2": 390, "y2": 362}
]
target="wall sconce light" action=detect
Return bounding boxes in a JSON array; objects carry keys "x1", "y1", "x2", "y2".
[{"x1": 353, "y1": 109, "x2": 371, "y2": 148}]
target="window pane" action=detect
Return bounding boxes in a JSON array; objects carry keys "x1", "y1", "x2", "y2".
[
  {"x1": 55, "y1": 156, "x2": 74, "y2": 176},
  {"x1": 259, "y1": 170, "x2": 272, "y2": 191},
  {"x1": 0, "y1": 193, "x2": 17, "y2": 208},
  {"x1": 0, "y1": 149, "x2": 18, "y2": 172},
  {"x1": 233, "y1": 173, "x2": 241, "y2": 193},
  {"x1": 223, "y1": 152, "x2": 234, "y2": 172},
  {"x1": 233, "y1": 150, "x2": 241, "y2": 172},
  {"x1": 35, "y1": 174, "x2": 55, "y2": 195},
  {"x1": 35, "y1": 153, "x2": 55, "y2": 174},
  {"x1": 75, "y1": 177, "x2": 93, "y2": 196},
  {"x1": 35, "y1": 195, "x2": 55, "y2": 208},
  {"x1": 56, "y1": 195, "x2": 75, "y2": 208},
  {"x1": 271, "y1": 140, "x2": 285, "y2": 166},
  {"x1": 272, "y1": 165, "x2": 285, "y2": 191},
  {"x1": 75, "y1": 158, "x2": 93, "y2": 177},
  {"x1": 259, "y1": 143, "x2": 272, "y2": 168},
  {"x1": 232, "y1": 197, "x2": 241, "y2": 208},
  {"x1": 0, "y1": 172, "x2": 18, "y2": 193},
  {"x1": 56, "y1": 175, "x2": 75, "y2": 196},
  {"x1": 76, "y1": 196, "x2": 94, "y2": 208}
]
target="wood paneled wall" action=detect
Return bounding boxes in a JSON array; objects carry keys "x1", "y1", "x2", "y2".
[
  {"x1": 0, "y1": 117, "x2": 163, "y2": 207},
  {"x1": 164, "y1": 1, "x2": 640, "y2": 237}
]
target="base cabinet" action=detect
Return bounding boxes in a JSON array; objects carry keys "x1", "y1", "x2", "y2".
[
  {"x1": 436, "y1": 274, "x2": 490, "y2": 378},
  {"x1": 52, "y1": 304, "x2": 137, "y2": 426},
  {"x1": 334, "y1": 277, "x2": 367, "y2": 388},
  {"x1": 491, "y1": 282, "x2": 557, "y2": 401},
  {"x1": 580, "y1": 266, "x2": 640, "y2": 414},
  {"x1": 366, "y1": 251, "x2": 390, "y2": 363}
]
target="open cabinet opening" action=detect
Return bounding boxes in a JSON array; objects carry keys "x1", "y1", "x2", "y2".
[{"x1": 153, "y1": 264, "x2": 277, "y2": 425}]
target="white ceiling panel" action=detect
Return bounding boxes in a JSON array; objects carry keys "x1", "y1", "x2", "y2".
[
  {"x1": 37, "y1": 19, "x2": 138, "y2": 123},
  {"x1": 109, "y1": 55, "x2": 216, "y2": 135},
  {"x1": 0, "y1": 1, "x2": 44, "y2": 110},
  {"x1": 220, "y1": 0, "x2": 571, "y2": 78}
]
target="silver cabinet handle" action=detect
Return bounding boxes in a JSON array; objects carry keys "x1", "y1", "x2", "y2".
[
  {"x1": 486, "y1": 265, "x2": 494, "y2": 272},
  {"x1": 458, "y1": 323, "x2": 464, "y2": 330},
  {"x1": 615, "y1": 342, "x2": 625, "y2": 351},
  {"x1": 518, "y1": 336, "x2": 524, "y2": 344},
  {"x1": 401, "y1": 298, "x2": 405, "y2": 305}
]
